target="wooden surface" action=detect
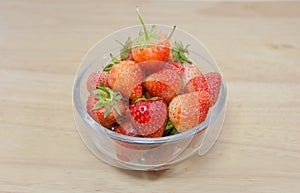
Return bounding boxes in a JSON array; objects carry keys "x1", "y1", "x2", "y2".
[{"x1": 1, "y1": 1, "x2": 300, "y2": 192}]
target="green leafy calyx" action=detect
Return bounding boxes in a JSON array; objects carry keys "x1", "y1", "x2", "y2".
[
  {"x1": 116, "y1": 37, "x2": 132, "y2": 60},
  {"x1": 104, "y1": 54, "x2": 120, "y2": 72},
  {"x1": 171, "y1": 41, "x2": 192, "y2": 64},
  {"x1": 92, "y1": 82, "x2": 123, "y2": 118},
  {"x1": 163, "y1": 120, "x2": 177, "y2": 136}
]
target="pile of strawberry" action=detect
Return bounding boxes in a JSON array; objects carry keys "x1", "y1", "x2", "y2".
[{"x1": 86, "y1": 8, "x2": 221, "y2": 138}]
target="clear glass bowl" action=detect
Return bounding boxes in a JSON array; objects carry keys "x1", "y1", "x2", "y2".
[{"x1": 72, "y1": 25, "x2": 227, "y2": 171}]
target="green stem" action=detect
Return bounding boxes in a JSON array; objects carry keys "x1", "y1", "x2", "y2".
[
  {"x1": 132, "y1": 95, "x2": 147, "y2": 103},
  {"x1": 168, "y1": 25, "x2": 176, "y2": 39},
  {"x1": 110, "y1": 53, "x2": 119, "y2": 64},
  {"x1": 136, "y1": 7, "x2": 149, "y2": 40}
]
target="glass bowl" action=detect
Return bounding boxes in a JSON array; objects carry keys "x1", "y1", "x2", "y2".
[{"x1": 72, "y1": 25, "x2": 227, "y2": 171}]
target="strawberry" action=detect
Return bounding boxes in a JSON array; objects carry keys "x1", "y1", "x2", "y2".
[
  {"x1": 107, "y1": 55, "x2": 144, "y2": 100},
  {"x1": 184, "y1": 72, "x2": 222, "y2": 106},
  {"x1": 168, "y1": 91, "x2": 211, "y2": 132},
  {"x1": 86, "y1": 83, "x2": 124, "y2": 128},
  {"x1": 164, "y1": 62, "x2": 185, "y2": 77},
  {"x1": 145, "y1": 69, "x2": 182, "y2": 103},
  {"x1": 129, "y1": 98, "x2": 168, "y2": 137},
  {"x1": 184, "y1": 74, "x2": 208, "y2": 94},
  {"x1": 131, "y1": 8, "x2": 173, "y2": 71},
  {"x1": 182, "y1": 62, "x2": 203, "y2": 85},
  {"x1": 86, "y1": 71, "x2": 109, "y2": 93},
  {"x1": 114, "y1": 122, "x2": 140, "y2": 137},
  {"x1": 205, "y1": 72, "x2": 222, "y2": 106}
]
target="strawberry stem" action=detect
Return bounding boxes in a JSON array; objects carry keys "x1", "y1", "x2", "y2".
[
  {"x1": 168, "y1": 25, "x2": 176, "y2": 39},
  {"x1": 132, "y1": 96, "x2": 160, "y2": 103},
  {"x1": 110, "y1": 53, "x2": 119, "y2": 64},
  {"x1": 132, "y1": 95, "x2": 147, "y2": 103},
  {"x1": 136, "y1": 7, "x2": 149, "y2": 41}
]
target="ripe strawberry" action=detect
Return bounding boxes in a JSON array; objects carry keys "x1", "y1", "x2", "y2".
[
  {"x1": 131, "y1": 8, "x2": 172, "y2": 71},
  {"x1": 114, "y1": 122, "x2": 140, "y2": 137},
  {"x1": 168, "y1": 91, "x2": 211, "y2": 132},
  {"x1": 86, "y1": 83, "x2": 124, "y2": 128},
  {"x1": 107, "y1": 55, "x2": 144, "y2": 100},
  {"x1": 129, "y1": 98, "x2": 168, "y2": 137},
  {"x1": 145, "y1": 69, "x2": 182, "y2": 103},
  {"x1": 86, "y1": 71, "x2": 109, "y2": 93},
  {"x1": 205, "y1": 72, "x2": 222, "y2": 106},
  {"x1": 184, "y1": 74, "x2": 208, "y2": 94}
]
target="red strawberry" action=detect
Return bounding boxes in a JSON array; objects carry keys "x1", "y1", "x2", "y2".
[
  {"x1": 164, "y1": 62, "x2": 185, "y2": 77},
  {"x1": 86, "y1": 95, "x2": 119, "y2": 128},
  {"x1": 184, "y1": 74, "x2": 209, "y2": 94},
  {"x1": 168, "y1": 91, "x2": 211, "y2": 132},
  {"x1": 205, "y1": 72, "x2": 222, "y2": 106},
  {"x1": 145, "y1": 69, "x2": 182, "y2": 103},
  {"x1": 129, "y1": 98, "x2": 168, "y2": 137},
  {"x1": 107, "y1": 55, "x2": 144, "y2": 100},
  {"x1": 86, "y1": 71, "x2": 109, "y2": 93},
  {"x1": 114, "y1": 122, "x2": 140, "y2": 137},
  {"x1": 86, "y1": 83, "x2": 124, "y2": 128},
  {"x1": 132, "y1": 33, "x2": 170, "y2": 64},
  {"x1": 131, "y1": 8, "x2": 172, "y2": 71}
]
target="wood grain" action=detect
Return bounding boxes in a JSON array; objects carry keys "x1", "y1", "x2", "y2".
[{"x1": 0, "y1": 0, "x2": 299, "y2": 193}]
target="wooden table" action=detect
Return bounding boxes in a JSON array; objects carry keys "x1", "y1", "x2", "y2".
[{"x1": 1, "y1": 1, "x2": 299, "y2": 192}]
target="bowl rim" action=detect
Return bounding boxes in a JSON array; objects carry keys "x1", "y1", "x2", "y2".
[{"x1": 72, "y1": 24, "x2": 227, "y2": 144}]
